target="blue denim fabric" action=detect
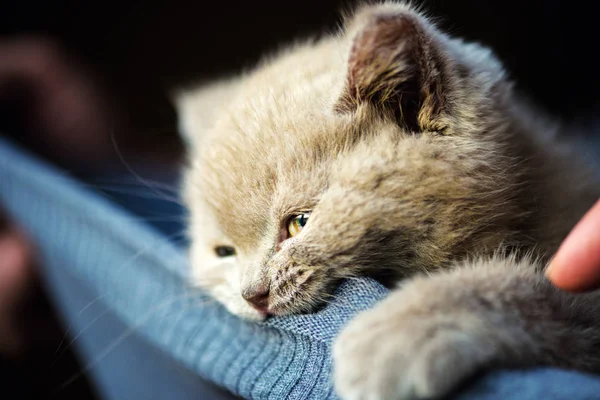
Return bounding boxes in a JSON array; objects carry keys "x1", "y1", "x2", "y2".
[{"x1": 2, "y1": 136, "x2": 600, "y2": 399}]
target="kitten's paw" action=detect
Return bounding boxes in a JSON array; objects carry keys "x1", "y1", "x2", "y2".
[{"x1": 333, "y1": 292, "x2": 493, "y2": 400}]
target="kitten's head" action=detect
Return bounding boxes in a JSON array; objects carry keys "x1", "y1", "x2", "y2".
[{"x1": 176, "y1": 3, "x2": 532, "y2": 320}]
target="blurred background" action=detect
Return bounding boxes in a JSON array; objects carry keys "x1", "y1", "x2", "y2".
[
  {"x1": 0, "y1": 0, "x2": 598, "y2": 398},
  {"x1": 2, "y1": 0, "x2": 599, "y2": 164}
]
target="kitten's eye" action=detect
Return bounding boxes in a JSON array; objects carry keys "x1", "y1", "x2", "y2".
[
  {"x1": 287, "y1": 213, "x2": 311, "y2": 237},
  {"x1": 215, "y1": 246, "x2": 236, "y2": 257}
]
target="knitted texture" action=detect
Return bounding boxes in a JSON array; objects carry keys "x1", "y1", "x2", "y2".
[
  {"x1": 0, "y1": 137, "x2": 388, "y2": 399},
  {"x1": 6, "y1": 137, "x2": 600, "y2": 400}
]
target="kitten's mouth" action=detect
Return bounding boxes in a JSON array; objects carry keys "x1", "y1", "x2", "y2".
[
  {"x1": 254, "y1": 305, "x2": 272, "y2": 317},
  {"x1": 246, "y1": 303, "x2": 285, "y2": 319},
  {"x1": 265, "y1": 302, "x2": 298, "y2": 317},
  {"x1": 264, "y1": 288, "x2": 333, "y2": 317},
  {"x1": 255, "y1": 296, "x2": 305, "y2": 317},
  {"x1": 243, "y1": 272, "x2": 340, "y2": 317}
]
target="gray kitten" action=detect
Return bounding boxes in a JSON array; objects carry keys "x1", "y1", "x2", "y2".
[{"x1": 174, "y1": 2, "x2": 600, "y2": 399}]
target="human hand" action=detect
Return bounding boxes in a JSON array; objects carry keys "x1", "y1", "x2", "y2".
[{"x1": 546, "y1": 198, "x2": 600, "y2": 292}]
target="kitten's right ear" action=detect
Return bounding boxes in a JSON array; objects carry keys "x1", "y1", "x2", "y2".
[
  {"x1": 335, "y1": 4, "x2": 453, "y2": 133},
  {"x1": 169, "y1": 78, "x2": 239, "y2": 147}
]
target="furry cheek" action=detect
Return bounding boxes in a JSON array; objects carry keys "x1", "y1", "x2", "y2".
[{"x1": 265, "y1": 244, "x2": 334, "y2": 315}]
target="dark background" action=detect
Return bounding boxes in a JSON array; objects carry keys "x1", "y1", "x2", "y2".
[
  {"x1": 0, "y1": 0, "x2": 598, "y2": 398},
  {"x1": 2, "y1": 0, "x2": 598, "y2": 154}
]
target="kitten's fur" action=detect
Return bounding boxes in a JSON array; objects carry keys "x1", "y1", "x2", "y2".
[{"x1": 175, "y1": 2, "x2": 600, "y2": 399}]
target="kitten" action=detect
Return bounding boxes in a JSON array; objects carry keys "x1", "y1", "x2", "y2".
[{"x1": 175, "y1": 2, "x2": 600, "y2": 399}]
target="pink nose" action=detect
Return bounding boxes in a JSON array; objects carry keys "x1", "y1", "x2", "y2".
[{"x1": 242, "y1": 287, "x2": 270, "y2": 313}]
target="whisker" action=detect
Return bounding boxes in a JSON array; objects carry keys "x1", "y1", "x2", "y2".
[
  {"x1": 119, "y1": 216, "x2": 188, "y2": 223},
  {"x1": 52, "y1": 286, "x2": 212, "y2": 365},
  {"x1": 53, "y1": 230, "x2": 188, "y2": 357},
  {"x1": 109, "y1": 133, "x2": 184, "y2": 206},
  {"x1": 51, "y1": 305, "x2": 113, "y2": 367},
  {"x1": 51, "y1": 291, "x2": 217, "y2": 394},
  {"x1": 87, "y1": 178, "x2": 181, "y2": 194},
  {"x1": 82, "y1": 184, "x2": 185, "y2": 205},
  {"x1": 318, "y1": 291, "x2": 351, "y2": 308}
]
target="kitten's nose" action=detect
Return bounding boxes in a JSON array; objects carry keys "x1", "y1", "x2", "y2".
[{"x1": 242, "y1": 286, "x2": 270, "y2": 314}]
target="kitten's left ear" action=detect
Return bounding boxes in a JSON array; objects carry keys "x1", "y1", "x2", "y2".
[
  {"x1": 169, "y1": 78, "x2": 240, "y2": 148},
  {"x1": 336, "y1": 5, "x2": 454, "y2": 133}
]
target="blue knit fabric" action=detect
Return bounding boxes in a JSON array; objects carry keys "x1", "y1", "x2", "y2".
[
  {"x1": 0, "y1": 137, "x2": 388, "y2": 399},
  {"x1": 3, "y1": 136, "x2": 600, "y2": 399}
]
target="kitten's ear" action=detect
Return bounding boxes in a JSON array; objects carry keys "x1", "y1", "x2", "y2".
[
  {"x1": 336, "y1": 5, "x2": 452, "y2": 133},
  {"x1": 169, "y1": 78, "x2": 239, "y2": 148}
]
